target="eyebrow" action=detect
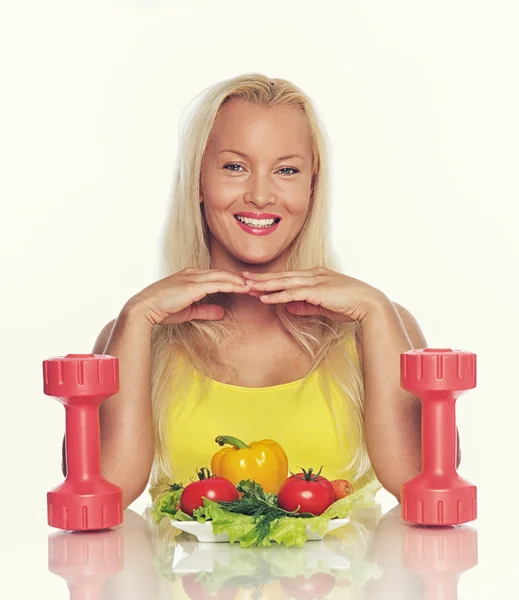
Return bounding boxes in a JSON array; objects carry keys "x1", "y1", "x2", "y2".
[{"x1": 219, "y1": 149, "x2": 305, "y2": 161}]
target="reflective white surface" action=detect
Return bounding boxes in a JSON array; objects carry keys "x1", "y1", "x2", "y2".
[{"x1": 6, "y1": 496, "x2": 514, "y2": 599}]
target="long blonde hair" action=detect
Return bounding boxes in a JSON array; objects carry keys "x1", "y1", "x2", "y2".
[{"x1": 149, "y1": 73, "x2": 372, "y2": 494}]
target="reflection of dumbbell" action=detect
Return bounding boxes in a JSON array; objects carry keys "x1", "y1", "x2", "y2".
[
  {"x1": 48, "y1": 528, "x2": 123, "y2": 599},
  {"x1": 43, "y1": 354, "x2": 123, "y2": 530},
  {"x1": 400, "y1": 348, "x2": 477, "y2": 525},
  {"x1": 404, "y1": 523, "x2": 478, "y2": 599}
]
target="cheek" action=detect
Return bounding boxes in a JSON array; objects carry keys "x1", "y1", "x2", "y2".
[
  {"x1": 286, "y1": 180, "x2": 313, "y2": 215},
  {"x1": 201, "y1": 171, "x2": 237, "y2": 207}
]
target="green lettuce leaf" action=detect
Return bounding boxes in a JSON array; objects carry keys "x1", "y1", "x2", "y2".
[
  {"x1": 151, "y1": 486, "x2": 186, "y2": 524},
  {"x1": 319, "y1": 478, "x2": 382, "y2": 520},
  {"x1": 263, "y1": 514, "x2": 314, "y2": 547},
  {"x1": 171, "y1": 508, "x2": 194, "y2": 521},
  {"x1": 193, "y1": 500, "x2": 261, "y2": 545}
]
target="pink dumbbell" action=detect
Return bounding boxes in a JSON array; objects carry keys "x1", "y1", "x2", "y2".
[
  {"x1": 400, "y1": 348, "x2": 477, "y2": 525},
  {"x1": 43, "y1": 353, "x2": 123, "y2": 530}
]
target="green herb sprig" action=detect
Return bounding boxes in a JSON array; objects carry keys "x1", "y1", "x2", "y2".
[{"x1": 216, "y1": 479, "x2": 315, "y2": 546}]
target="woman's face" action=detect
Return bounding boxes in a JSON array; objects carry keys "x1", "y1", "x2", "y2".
[{"x1": 200, "y1": 99, "x2": 315, "y2": 270}]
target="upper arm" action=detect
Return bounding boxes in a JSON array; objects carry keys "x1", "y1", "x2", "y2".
[
  {"x1": 359, "y1": 300, "x2": 462, "y2": 467},
  {"x1": 355, "y1": 301, "x2": 428, "y2": 364}
]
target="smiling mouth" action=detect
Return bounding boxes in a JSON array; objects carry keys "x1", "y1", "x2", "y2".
[{"x1": 234, "y1": 215, "x2": 281, "y2": 228}]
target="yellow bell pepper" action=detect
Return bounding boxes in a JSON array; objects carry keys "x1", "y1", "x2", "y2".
[{"x1": 211, "y1": 435, "x2": 289, "y2": 494}]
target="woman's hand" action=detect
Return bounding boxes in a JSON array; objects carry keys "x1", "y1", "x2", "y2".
[
  {"x1": 130, "y1": 268, "x2": 251, "y2": 326},
  {"x1": 242, "y1": 267, "x2": 387, "y2": 323}
]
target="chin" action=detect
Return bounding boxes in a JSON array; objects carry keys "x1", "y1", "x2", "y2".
[
  {"x1": 213, "y1": 233, "x2": 291, "y2": 268},
  {"x1": 236, "y1": 250, "x2": 285, "y2": 267}
]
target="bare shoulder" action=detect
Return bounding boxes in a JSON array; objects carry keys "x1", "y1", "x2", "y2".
[
  {"x1": 391, "y1": 301, "x2": 428, "y2": 349},
  {"x1": 355, "y1": 301, "x2": 428, "y2": 362},
  {"x1": 92, "y1": 318, "x2": 118, "y2": 354}
]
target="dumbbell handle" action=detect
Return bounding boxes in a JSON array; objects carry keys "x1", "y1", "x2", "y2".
[
  {"x1": 64, "y1": 402, "x2": 103, "y2": 479},
  {"x1": 422, "y1": 394, "x2": 458, "y2": 475}
]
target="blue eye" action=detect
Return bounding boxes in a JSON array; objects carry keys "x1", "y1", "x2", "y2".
[{"x1": 223, "y1": 164, "x2": 299, "y2": 175}]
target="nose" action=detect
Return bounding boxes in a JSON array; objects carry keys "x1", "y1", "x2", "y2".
[{"x1": 244, "y1": 172, "x2": 276, "y2": 208}]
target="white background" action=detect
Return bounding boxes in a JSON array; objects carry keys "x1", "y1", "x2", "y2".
[{"x1": 1, "y1": 0, "x2": 518, "y2": 597}]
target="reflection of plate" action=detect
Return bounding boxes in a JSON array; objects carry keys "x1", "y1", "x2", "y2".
[
  {"x1": 170, "y1": 517, "x2": 350, "y2": 543},
  {"x1": 171, "y1": 536, "x2": 352, "y2": 574}
]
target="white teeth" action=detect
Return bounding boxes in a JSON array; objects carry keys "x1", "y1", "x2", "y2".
[{"x1": 235, "y1": 215, "x2": 277, "y2": 227}]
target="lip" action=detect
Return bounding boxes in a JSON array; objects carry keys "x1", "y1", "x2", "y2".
[{"x1": 233, "y1": 212, "x2": 282, "y2": 220}]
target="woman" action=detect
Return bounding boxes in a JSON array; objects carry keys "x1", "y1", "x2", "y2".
[{"x1": 64, "y1": 73, "x2": 459, "y2": 509}]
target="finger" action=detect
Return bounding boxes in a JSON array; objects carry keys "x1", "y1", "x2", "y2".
[
  {"x1": 242, "y1": 268, "x2": 322, "y2": 280},
  {"x1": 259, "y1": 287, "x2": 317, "y2": 304},
  {"x1": 284, "y1": 301, "x2": 322, "y2": 315},
  {"x1": 189, "y1": 280, "x2": 251, "y2": 302},
  {"x1": 246, "y1": 288, "x2": 264, "y2": 297},
  {"x1": 285, "y1": 302, "x2": 354, "y2": 322},
  {"x1": 191, "y1": 270, "x2": 247, "y2": 286},
  {"x1": 205, "y1": 281, "x2": 251, "y2": 293},
  {"x1": 159, "y1": 302, "x2": 226, "y2": 325},
  {"x1": 246, "y1": 275, "x2": 323, "y2": 292},
  {"x1": 203, "y1": 269, "x2": 247, "y2": 284},
  {"x1": 190, "y1": 304, "x2": 226, "y2": 320}
]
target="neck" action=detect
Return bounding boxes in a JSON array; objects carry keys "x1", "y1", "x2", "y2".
[
  {"x1": 209, "y1": 250, "x2": 287, "y2": 331},
  {"x1": 227, "y1": 292, "x2": 278, "y2": 330}
]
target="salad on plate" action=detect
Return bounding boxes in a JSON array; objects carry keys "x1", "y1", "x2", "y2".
[{"x1": 151, "y1": 434, "x2": 381, "y2": 548}]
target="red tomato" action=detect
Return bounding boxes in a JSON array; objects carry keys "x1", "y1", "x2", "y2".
[
  {"x1": 277, "y1": 467, "x2": 336, "y2": 516},
  {"x1": 180, "y1": 467, "x2": 239, "y2": 516},
  {"x1": 330, "y1": 479, "x2": 354, "y2": 500},
  {"x1": 280, "y1": 573, "x2": 336, "y2": 600}
]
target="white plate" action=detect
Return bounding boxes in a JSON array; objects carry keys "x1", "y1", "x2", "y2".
[{"x1": 169, "y1": 517, "x2": 350, "y2": 543}]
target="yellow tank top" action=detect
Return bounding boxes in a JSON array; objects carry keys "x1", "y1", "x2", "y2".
[{"x1": 150, "y1": 337, "x2": 375, "y2": 500}]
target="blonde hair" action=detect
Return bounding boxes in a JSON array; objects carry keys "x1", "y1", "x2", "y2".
[{"x1": 149, "y1": 73, "x2": 373, "y2": 496}]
